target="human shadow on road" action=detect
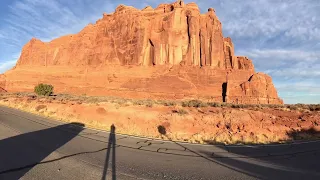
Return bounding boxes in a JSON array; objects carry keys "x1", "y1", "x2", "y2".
[
  {"x1": 101, "y1": 124, "x2": 116, "y2": 180},
  {"x1": 0, "y1": 122, "x2": 85, "y2": 179}
]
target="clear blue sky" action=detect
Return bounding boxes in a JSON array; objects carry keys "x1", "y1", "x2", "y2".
[{"x1": 0, "y1": 0, "x2": 319, "y2": 104}]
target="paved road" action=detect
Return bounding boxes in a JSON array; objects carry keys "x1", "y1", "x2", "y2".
[{"x1": 0, "y1": 106, "x2": 320, "y2": 180}]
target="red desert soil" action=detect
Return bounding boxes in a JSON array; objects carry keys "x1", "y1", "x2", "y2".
[{"x1": 0, "y1": 94, "x2": 319, "y2": 144}]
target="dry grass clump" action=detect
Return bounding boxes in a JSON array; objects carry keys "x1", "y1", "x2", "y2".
[
  {"x1": 181, "y1": 100, "x2": 208, "y2": 108},
  {"x1": 145, "y1": 101, "x2": 153, "y2": 108},
  {"x1": 35, "y1": 105, "x2": 47, "y2": 111},
  {"x1": 172, "y1": 109, "x2": 189, "y2": 115},
  {"x1": 132, "y1": 99, "x2": 154, "y2": 106},
  {"x1": 285, "y1": 104, "x2": 320, "y2": 111},
  {"x1": 207, "y1": 102, "x2": 222, "y2": 107},
  {"x1": 156, "y1": 100, "x2": 176, "y2": 106}
]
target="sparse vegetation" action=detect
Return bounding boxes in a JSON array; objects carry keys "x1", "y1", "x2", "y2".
[
  {"x1": 133, "y1": 99, "x2": 154, "y2": 107},
  {"x1": 1, "y1": 92, "x2": 320, "y2": 145},
  {"x1": 2, "y1": 92, "x2": 320, "y2": 112},
  {"x1": 133, "y1": 100, "x2": 145, "y2": 106},
  {"x1": 181, "y1": 100, "x2": 208, "y2": 108},
  {"x1": 208, "y1": 102, "x2": 222, "y2": 107},
  {"x1": 285, "y1": 104, "x2": 320, "y2": 112},
  {"x1": 163, "y1": 101, "x2": 176, "y2": 106},
  {"x1": 173, "y1": 109, "x2": 189, "y2": 115},
  {"x1": 231, "y1": 104, "x2": 241, "y2": 108},
  {"x1": 111, "y1": 98, "x2": 127, "y2": 105},
  {"x1": 34, "y1": 84, "x2": 54, "y2": 96},
  {"x1": 145, "y1": 101, "x2": 153, "y2": 108},
  {"x1": 286, "y1": 105, "x2": 298, "y2": 111},
  {"x1": 35, "y1": 105, "x2": 47, "y2": 111}
]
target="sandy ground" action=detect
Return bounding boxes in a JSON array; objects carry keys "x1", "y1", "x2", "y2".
[{"x1": 0, "y1": 93, "x2": 319, "y2": 144}]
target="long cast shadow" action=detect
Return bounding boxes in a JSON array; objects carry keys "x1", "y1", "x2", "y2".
[
  {"x1": 0, "y1": 122, "x2": 85, "y2": 179},
  {"x1": 204, "y1": 127, "x2": 320, "y2": 179},
  {"x1": 102, "y1": 124, "x2": 116, "y2": 180},
  {"x1": 158, "y1": 125, "x2": 320, "y2": 180},
  {"x1": 157, "y1": 125, "x2": 260, "y2": 179}
]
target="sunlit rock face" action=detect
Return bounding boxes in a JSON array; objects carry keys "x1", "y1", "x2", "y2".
[{"x1": 1, "y1": 0, "x2": 283, "y2": 104}]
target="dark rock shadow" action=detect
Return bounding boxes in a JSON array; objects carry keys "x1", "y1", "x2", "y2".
[
  {"x1": 0, "y1": 122, "x2": 85, "y2": 179},
  {"x1": 102, "y1": 124, "x2": 116, "y2": 180}
]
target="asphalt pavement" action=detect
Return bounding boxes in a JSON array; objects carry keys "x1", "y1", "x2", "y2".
[{"x1": 0, "y1": 105, "x2": 319, "y2": 180}]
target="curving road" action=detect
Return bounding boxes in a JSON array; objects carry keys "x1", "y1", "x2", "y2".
[{"x1": 0, "y1": 105, "x2": 320, "y2": 180}]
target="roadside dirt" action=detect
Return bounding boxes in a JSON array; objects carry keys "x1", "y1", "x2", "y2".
[{"x1": 0, "y1": 93, "x2": 319, "y2": 144}]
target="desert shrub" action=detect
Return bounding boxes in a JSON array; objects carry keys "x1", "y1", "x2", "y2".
[
  {"x1": 182, "y1": 100, "x2": 208, "y2": 108},
  {"x1": 295, "y1": 103, "x2": 308, "y2": 109},
  {"x1": 133, "y1": 100, "x2": 145, "y2": 105},
  {"x1": 163, "y1": 101, "x2": 176, "y2": 106},
  {"x1": 132, "y1": 99, "x2": 154, "y2": 107},
  {"x1": 266, "y1": 104, "x2": 279, "y2": 108},
  {"x1": 145, "y1": 101, "x2": 153, "y2": 108},
  {"x1": 220, "y1": 103, "x2": 233, "y2": 108},
  {"x1": 220, "y1": 103, "x2": 228, "y2": 107},
  {"x1": 112, "y1": 98, "x2": 127, "y2": 105},
  {"x1": 308, "y1": 105, "x2": 315, "y2": 111},
  {"x1": 254, "y1": 104, "x2": 261, "y2": 108},
  {"x1": 35, "y1": 105, "x2": 47, "y2": 111},
  {"x1": 57, "y1": 94, "x2": 73, "y2": 101},
  {"x1": 287, "y1": 105, "x2": 298, "y2": 111},
  {"x1": 181, "y1": 100, "x2": 191, "y2": 107},
  {"x1": 241, "y1": 104, "x2": 252, "y2": 108},
  {"x1": 85, "y1": 97, "x2": 100, "y2": 104},
  {"x1": 155, "y1": 100, "x2": 176, "y2": 106},
  {"x1": 34, "y1": 84, "x2": 54, "y2": 96},
  {"x1": 231, "y1": 104, "x2": 241, "y2": 108},
  {"x1": 208, "y1": 102, "x2": 221, "y2": 107},
  {"x1": 307, "y1": 104, "x2": 320, "y2": 111},
  {"x1": 173, "y1": 109, "x2": 188, "y2": 115},
  {"x1": 280, "y1": 104, "x2": 320, "y2": 111}
]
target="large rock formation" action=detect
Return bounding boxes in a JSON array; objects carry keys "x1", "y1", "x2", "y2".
[{"x1": 0, "y1": 0, "x2": 283, "y2": 104}]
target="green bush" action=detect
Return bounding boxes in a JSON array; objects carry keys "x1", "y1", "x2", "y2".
[{"x1": 34, "y1": 84, "x2": 54, "y2": 96}]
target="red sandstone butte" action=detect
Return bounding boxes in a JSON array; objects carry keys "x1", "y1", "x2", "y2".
[{"x1": 0, "y1": 0, "x2": 283, "y2": 104}]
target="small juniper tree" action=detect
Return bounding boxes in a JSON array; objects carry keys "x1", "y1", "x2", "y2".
[{"x1": 34, "y1": 83, "x2": 54, "y2": 96}]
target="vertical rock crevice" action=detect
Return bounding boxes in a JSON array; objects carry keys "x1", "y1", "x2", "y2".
[{"x1": 149, "y1": 39, "x2": 155, "y2": 65}]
